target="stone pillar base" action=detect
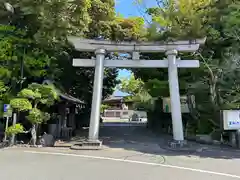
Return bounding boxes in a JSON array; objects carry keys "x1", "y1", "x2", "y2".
[
  {"x1": 168, "y1": 140, "x2": 188, "y2": 149},
  {"x1": 70, "y1": 139, "x2": 102, "y2": 150},
  {"x1": 160, "y1": 139, "x2": 206, "y2": 153}
]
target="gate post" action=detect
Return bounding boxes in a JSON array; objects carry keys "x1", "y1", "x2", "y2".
[
  {"x1": 88, "y1": 49, "x2": 106, "y2": 142},
  {"x1": 166, "y1": 49, "x2": 184, "y2": 143}
]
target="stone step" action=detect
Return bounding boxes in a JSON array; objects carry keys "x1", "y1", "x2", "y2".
[{"x1": 70, "y1": 140, "x2": 102, "y2": 150}]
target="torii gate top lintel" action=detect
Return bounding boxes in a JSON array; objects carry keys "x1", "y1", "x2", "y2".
[{"x1": 68, "y1": 36, "x2": 206, "y2": 53}]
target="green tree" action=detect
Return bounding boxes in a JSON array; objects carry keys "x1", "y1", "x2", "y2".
[
  {"x1": 0, "y1": 25, "x2": 28, "y2": 100},
  {"x1": 119, "y1": 73, "x2": 144, "y2": 96},
  {"x1": 144, "y1": 0, "x2": 211, "y2": 40},
  {"x1": 6, "y1": 123, "x2": 24, "y2": 145},
  {"x1": 133, "y1": 0, "x2": 240, "y2": 136},
  {"x1": 222, "y1": 1, "x2": 240, "y2": 45},
  {"x1": 119, "y1": 74, "x2": 155, "y2": 110},
  {"x1": 10, "y1": 83, "x2": 58, "y2": 146},
  {"x1": 0, "y1": 0, "x2": 147, "y2": 100},
  {"x1": 100, "y1": 104, "x2": 110, "y2": 114},
  {"x1": 0, "y1": 0, "x2": 147, "y2": 130},
  {"x1": 0, "y1": 1, "x2": 108, "y2": 109},
  {"x1": 58, "y1": 0, "x2": 147, "y2": 112}
]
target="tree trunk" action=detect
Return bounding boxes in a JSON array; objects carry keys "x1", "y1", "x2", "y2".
[
  {"x1": 209, "y1": 83, "x2": 216, "y2": 106},
  {"x1": 10, "y1": 135, "x2": 15, "y2": 146},
  {"x1": 186, "y1": 93, "x2": 199, "y2": 121},
  {"x1": 31, "y1": 124, "x2": 37, "y2": 147}
]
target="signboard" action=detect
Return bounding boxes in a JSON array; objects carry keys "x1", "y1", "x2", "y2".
[
  {"x1": 0, "y1": 101, "x2": 3, "y2": 117},
  {"x1": 162, "y1": 95, "x2": 195, "y2": 113},
  {"x1": 3, "y1": 104, "x2": 12, "y2": 117},
  {"x1": 223, "y1": 110, "x2": 240, "y2": 130}
]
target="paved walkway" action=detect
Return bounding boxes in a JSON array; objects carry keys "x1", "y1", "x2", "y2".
[{"x1": 2, "y1": 122, "x2": 240, "y2": 179}]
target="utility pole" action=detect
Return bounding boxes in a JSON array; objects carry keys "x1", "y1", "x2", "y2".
[
  {"x1": 4, "y1": 2, "x2": 21, "y2": 145},
  {"x1": 19, "y1": 47, "x2": 25, "y2": 90},
  {"x1": 4, "y1": 2, "x2": 24, "y2": 90}
]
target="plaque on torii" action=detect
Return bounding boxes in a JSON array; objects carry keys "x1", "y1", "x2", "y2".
[{"x1": 68, "y1": 36, "x2": 206, "y2": 146}]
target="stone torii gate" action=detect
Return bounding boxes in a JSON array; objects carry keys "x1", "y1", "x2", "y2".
[{"x1": 68, "y1": 36, "x2": 206, "y2": 147}]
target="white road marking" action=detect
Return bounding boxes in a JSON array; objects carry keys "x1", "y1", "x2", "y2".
[{"x1": 24, "y1": 150, "x2": 240, "y2": 179}]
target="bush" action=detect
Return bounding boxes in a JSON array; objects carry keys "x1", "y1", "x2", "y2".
[
  {"x1": 6, "y1": 123, "x2": 24, "y2": 136},
  {"x1": 10, "y1": 98, "x2": 32, "y2": 112}
]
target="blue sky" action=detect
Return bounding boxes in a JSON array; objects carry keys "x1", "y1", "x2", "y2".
[
  {"x1": 113, "y1": 0, "x2": 156, "y2": 96},
  {"x1": 115, "y1": 0, "x2": 157, "y2": 17},
  {"x1": 115, "y1": 0, "x2": 157, "y2": 79},
  {"x1": 115, "y1": 0, "x2": 141, "y2": 17},
  {"x1": 115, "y1": 0, "x2": 141, "y2": 82}
]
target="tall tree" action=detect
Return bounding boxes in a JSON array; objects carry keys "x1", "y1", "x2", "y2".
[
  {"x1": 58, "y1": 0, "x2": 147, "y2": 109},
  {"x1": 0, "y1": 0, "x2": 147, "y2": 112},
  {"x1": 133, "y1": 0, "x2": 240, "y2": 135},
  {"x1": 119, "y1": 74, "x2": 144, "y2": 96}
]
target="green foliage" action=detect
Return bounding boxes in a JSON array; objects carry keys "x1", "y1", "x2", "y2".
[
  {"x1": 63, "y1": 0, "x2": 147, "y2": 109},
  {"x1": 87, "y1": 0, "x2": 146, "y2": 41},
  {"x1": 23, "y1": 50, "x2": 52, "y2": 78},
  {"x1": 10, "y1": 82, "x2": 57, "y2": 127},
  {"x1": 3, "y1": 0, "x2": 91, "y2": 39},
  {"x1": 0, "y1": 0, "x2": 147, "y2": 114},
  {"x1": 100, "y1": 104, "x2": 110, "y2": 113},
  {"x1": 12, "y1": 83, "x2": 58, "y2": 126},
  {"x1": 119, "y1": 73, "x2": 155, "y2": 111},
  {"x1": 131, "y1": 91, "x2": 155, "y2": 111},
  {"x1": 129, "y1": 0, "x2": 240, "y2": 136},
  {"x1": 10, "y1": 98, "x2": 32, "y2": 112},
  {"x1": 6, "y1": 123, "x2": 24, "y2": 136},
  {"x1": 119, "y1": 74, "x2": 144, "y2": 96},
  {"x1": 17, "y1": 83, "x2": 58, "y2": 107},
  {"x1": 145, "y1": 79, "x2": 169, "y2": 97},
  {"x1": 113, "y1": 16, "x2": 147, "y2": 41},
  {"x1": 0, "y1": 81, "x2": 8, "y2": 100},
  {"x1": 26, "y1": 108, "x2": 42, "y2": 124},
  {"x1": 42, "y1": 112, "x2": 51, "y2": 122},
  {"x1": 146, "y1": 0, "x2": 211, "y2": 40},
  {"x1": 18, "y1": 89, "x2": 37, "y2": 99},
  {"x1": 0, "y1": 25, "x2": 27, "y2": 98},
  {"x1": 222, "y1": 1, "x2": 240, "y2": 44},
  {"x1": 26, "y1": 108, "x2": 50, "y2": 125},
  {"x1": 0, "y1": 0, "x2": 91, "y2": 102},
  {"x1": 27, "y1": 83, "x2": 58, "y2": 106}
]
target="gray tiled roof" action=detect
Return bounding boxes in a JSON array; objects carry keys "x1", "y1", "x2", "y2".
[{"x1": 42, "y1": 80, "x2": 85, "y2": 104}]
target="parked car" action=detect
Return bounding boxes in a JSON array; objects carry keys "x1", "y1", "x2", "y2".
[{"x1": 129, "y1": 113, "x2": 140, "y2": 121}]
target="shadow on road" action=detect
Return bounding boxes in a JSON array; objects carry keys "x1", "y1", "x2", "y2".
[
  {"x1": 94, "y1": 122, "x2": 240, "y2": 160},
  {"x1": 0, "y1": 141, "x2": 8, "y2": 149}
]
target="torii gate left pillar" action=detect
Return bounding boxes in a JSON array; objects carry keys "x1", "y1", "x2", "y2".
[{"x1": 88, "y1": 49, "x2": 105, "y2": 142}]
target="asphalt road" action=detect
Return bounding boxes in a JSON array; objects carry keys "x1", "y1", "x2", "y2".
[
  {"x1": 1, "y1": 122, "x2": 240, "y2": 180},
  {"x1": 1, "y1": 147, "x2": 240, "y2": 180}
]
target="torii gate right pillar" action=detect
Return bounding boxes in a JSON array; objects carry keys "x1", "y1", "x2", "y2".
[{"x1": 166, "y1": 49, "x2": 184, "y2": 142}]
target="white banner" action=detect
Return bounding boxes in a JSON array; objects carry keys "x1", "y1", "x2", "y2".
[
  {"x1": 223, "y1": 110, "x2": 240, "y2": 130},
  {"x1": 162, "y1": 95, "x2": 195, "y2": 113}
]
